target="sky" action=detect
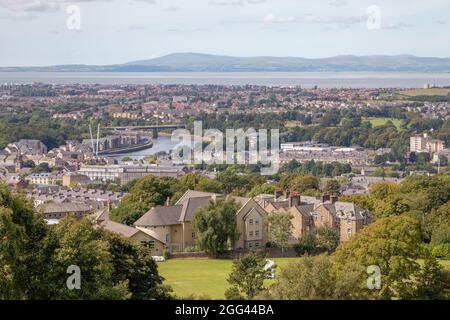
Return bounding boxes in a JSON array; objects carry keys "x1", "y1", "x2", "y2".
[{"x1": 0, "y1": 0, "x2": 449, "y2": 66}]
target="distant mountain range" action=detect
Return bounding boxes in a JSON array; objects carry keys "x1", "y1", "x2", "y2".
[{"x1": 2, "y1": 53, "x2": 450, "y2": 72}]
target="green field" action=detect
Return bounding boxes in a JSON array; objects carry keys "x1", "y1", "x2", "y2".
[
  {"x1": 364, "y1": 117, "x2": 402, "y2": 129},
  {"x1": 285, "y1": 120, "x2": 304, "y2": 128},
  {"x1": 158, "y1": 258, "x2": 450, "y2": 299},
  {"x1": 396, "y1": 88, "x2": 450, "y2": 97},
  {"x1": 157, "y1": 257, "x2": 301, "y2": 299}
]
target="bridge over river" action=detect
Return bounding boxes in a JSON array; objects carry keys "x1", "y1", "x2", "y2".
[{"x1": 104, "y1": 124, "x2": 187, "y2": 138}]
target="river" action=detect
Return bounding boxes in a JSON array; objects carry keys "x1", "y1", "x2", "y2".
[{"x1": 112, "y1": 136, "x2": 178, "y2": 161}]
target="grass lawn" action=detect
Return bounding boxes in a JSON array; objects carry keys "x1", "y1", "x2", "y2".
[
  {"x1": 157, "y1": 257, "x2": 301, "y2": 299},
  {"x1": 439, "y1": 259, "x2": 450, "y2": 269},
  {"x1": 364, "y1": 117, "x2": 402, "y2": 130},
  {"x1": 285, "y1": 120, "x2": 304, "y2": 128},
  {"x1": 158, "y1": 257, "x2": 450, "y2": 299},
  {"x1": 396, "y1": 88, "x2": 450, "y2": 97}
]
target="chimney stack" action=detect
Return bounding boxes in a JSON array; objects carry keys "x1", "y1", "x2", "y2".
[
  {"x1": 275, "y1": 188, "x2": 283, "y2": 199},
  {"x1": 289, "y1": 192, "x2": 301, "y2": 207},
  {"x1": 321, "y1": 192, "x2": 330, "y2": 203},
  {"x1": 330, "y1": 193, "x2": 338, "y2": 204},
  {"x1": 285, "y1": 190, "x2": 291, "y2": 200}
]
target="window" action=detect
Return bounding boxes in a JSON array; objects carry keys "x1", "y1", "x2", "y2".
[
  {"x1": 192, "y1": 232, "x2": 195, "y2": 239},
  {"x1": 248, "y1": 242, "x2": 253, "y2": 248},
  {"x1": 255, "y1": 219, "x2": 259, "y2": 225},
  {"x1": 255, "y1": 242, "x2": 260, "y2": 248},
  {"x1": 166, "y1": 234, "x2": 170, "y2": 242},
  {"x1": 249, "y1": 219, "x2": 253, "y2": 225},
  {"x1": 141, "y1": 240, "x2": 155, "y2": 249},
  {"x1": 255, "y1": 230, "x2": 260, "y2": 237},
  {"x1": 249, "y1": 231, "x2": 253, "y2": 237}
]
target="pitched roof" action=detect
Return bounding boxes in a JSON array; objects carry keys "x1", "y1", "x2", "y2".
[
  {"x1": 134, "y1": 205, "x2": 183, "y2": 227},
  {"x1": 36, "y1": 202, "x2": 92, "y2": 214},
  {"x1": 296, "y1": 204, "x2": 315, "y2": 217},
  {"x1": 101, "y1": 220, "x2": 140, "y2": 238},
  {"x1": 179, "y1": 196, "x2": 211, "y2": 222},
  {"x1": 134, "y1": 190, "x2": 253, "y2": 227},
  {"x1": 135, "y1": 227, "x2": 166, "y2": 244},
  {"x1": 175, "y1": 189, "x2": 219, "y2": 205}
]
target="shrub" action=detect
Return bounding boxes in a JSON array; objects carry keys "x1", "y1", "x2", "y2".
[
  {"x1": 294, "y1": 232, "x2": 316, "y2": 256},
  {"x1": 163, "y1": 248, "x2": 171, "y2": 260},
  {"x1": 431, "y1": 244, "x2": 450, "y2": 260}
]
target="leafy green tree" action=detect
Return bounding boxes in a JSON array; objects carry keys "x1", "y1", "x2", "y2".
[
  {"x1": 267, "y1": 211, "x2": 293, "y2": 256},
  {"x1": 246, "y1": 184, "x2": 276, "y2": 197},
  {"x1": 110, "y1": 175, "x2": 176, "y2": 225},
  {"x1": 225, "y1": 251, "x2": 272, "y2": 300},
  {"x1": 430, "y1": 225, "x2": 450, "y2": 245},
  {"x1": 414, "y1": 256, "x2": 446, "y2": 300},
  {"x1": 34, "y1": 217, "x2": 130, "y2": 300},
  {"x1": 315, "y1": 225, "x2": 340, "y2": 253},
  {"x1": 324, "y1": 179, "x2": 341, "y2": 194},
  {"x1": 332, "y1": 215, "x2": 441, "y2": 300},
  {"x1": 260, "y1": 255, "x2": 338, "y2": 300},
  {"x1": 0, "y1": 184, "x2": 47, "y2": 299},
  {"x1": 105, "y1": 233, "x2": 172, "y2": 300},
  {"x1": 0, "y1": 184, "x2": 172, "y2": 300},
  {"x1": 192, "y1": 198, "x2": 240, "y2": 255},
  {"x1": 424, "y1": 201, "x2": 450, "y2": 241},
  {"x1": 279, "y1": 174, "x2": 319, "y2": 194},
  {"x1": 373, "y1": 195, "x2": 410, "y2": 219},
  {"x1": 31, "y1": 162, "x2": 51, "y2": 173},
  {"x1": 294, "y1": 231, "x2": 316, "y2": 256}
]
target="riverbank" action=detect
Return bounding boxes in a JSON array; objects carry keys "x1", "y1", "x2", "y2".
[{"x1": 98, "y1": 141, "x2": 154, "y2": 156}]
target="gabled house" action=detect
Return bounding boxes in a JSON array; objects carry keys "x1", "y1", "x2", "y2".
[
  {"x1": 100, "y1": 219, "x2": 166, "y2": 255},
  {"x1": 262, "y1": 191, "x2": 371, "y2": 243},
  {"x1": 134, "y1": 190, "x2": 268, "y2": 252}
]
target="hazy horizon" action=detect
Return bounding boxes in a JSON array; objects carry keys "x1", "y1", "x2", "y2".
[
  {"x1": 1, "y1": 0, "x2": 449, "y2": 67},
  {"x1": 3, "y1": 52, "x2": 450, "y2": 68}
]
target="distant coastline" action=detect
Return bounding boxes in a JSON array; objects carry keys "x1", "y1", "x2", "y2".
[
  {"x1": 2, "y1": 71, "x2": 450, "y2": 88},
  {"x1": 2, "y1": 53, "x2": 450, "y2": 73}
]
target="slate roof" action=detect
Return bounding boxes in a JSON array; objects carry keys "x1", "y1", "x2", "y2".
[
  {"x1": 134, "y1": 205, "x2": 183, "y2": 227},
  {"x1": 102, "y1": 220, "x2": 140, "y2": 238},
  {"x1": 36, "y1": 202, "x2": 92, "y2": 214}
]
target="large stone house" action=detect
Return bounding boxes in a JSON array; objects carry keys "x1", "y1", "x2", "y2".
[
  {"x1": 134, "y1": 190, "x2": 268, "y2": 252},
  {"x1": 261, "y1": 191, "x2": 371, "y2": 244}
]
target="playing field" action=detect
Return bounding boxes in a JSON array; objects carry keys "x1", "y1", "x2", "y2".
[
  {"x1": 396, "y1": 88, "x2": 450, "y2": 97},
  {"x1": 157, "y1": 257, "x2": 301, "y2": 299},
  {"x1": 364, "y1": 117, "x2": 402, "y2": 129},
  {"x1": 158, "y1": 258, "x2": 450, "y2": 299}
]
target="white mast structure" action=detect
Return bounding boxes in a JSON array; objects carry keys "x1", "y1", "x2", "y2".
[
  {"x1": 89, "y1": 124, "x2": 95, "y2": 155},
  {"x1": 96, "y1": 124, "x2": 100, "y2": 156}
]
